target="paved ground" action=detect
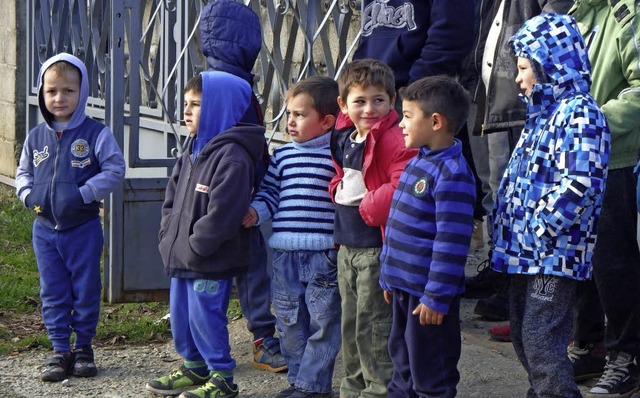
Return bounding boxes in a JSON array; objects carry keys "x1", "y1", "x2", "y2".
[{"x1": 0, "y1": 247, "x2": 597, "y2": 397}]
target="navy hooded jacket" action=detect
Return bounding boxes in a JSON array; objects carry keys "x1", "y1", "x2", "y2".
[{"x1": 158, "y1": 71, "x2": 266, "y2": 279}]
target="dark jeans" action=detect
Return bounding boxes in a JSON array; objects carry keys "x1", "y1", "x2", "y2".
[
  {"x1": 236, "y1": 226, "x2": 277, "y2": 341},
  {"x1": 387, "y1": 291, "x2": 461, "y2": 398},
  {"x1": 573, "y1": 167, "x2": 640, "y2": 356}
]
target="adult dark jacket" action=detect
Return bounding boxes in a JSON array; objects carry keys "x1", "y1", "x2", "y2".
[
  {"x1": 158, "y1": 72, "x2": 265, "y2": 280},
  {"x1": 352, "y1": 0, "x2": 476, "y2": 90},
  {"x1": 462, "y1": 0, "x2": 574, "y2": 134}
]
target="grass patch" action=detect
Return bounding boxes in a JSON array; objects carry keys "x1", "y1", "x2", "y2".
[{"x1": 0, "y1": 183, "x2": 244, "y2": 355}]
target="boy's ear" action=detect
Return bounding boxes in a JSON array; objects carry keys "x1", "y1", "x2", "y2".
[
  {"x1": 432, "y1": 112, "x2": 445, "y2": 131},
  {"x1": 321, "y1": 114, "x2": 336, "y2": 130},
  {"x1": 337, "y1": 96, "x2": 349, "y2": 114}
]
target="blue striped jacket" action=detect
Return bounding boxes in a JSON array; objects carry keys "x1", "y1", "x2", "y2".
[{"x1": 380, "y1": 140, "x2": 476, "y2": 314}]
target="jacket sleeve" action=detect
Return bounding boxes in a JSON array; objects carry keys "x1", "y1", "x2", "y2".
[
  {"x1": 189, "y1": 147, "x2": 254, "y2": 258},
  {"x1": 359, "y1": 141, "x2": 416, "y2": 228},
  {"x1": 423, "y1": 169, "x2": 476, "y2": 314},
  {"x1": 529, "y1": 99, "x2": 609, "y2": 240},
  {"x1": 15, "y1": 132, "x2": 34, "y2": 205},
  {"x1": 80, "y1": 126, "x2": 126, "y2": 203},
  {"x1": 540, "y1": 0, "x2": 574, "y2": 14},
  {"x1": 408, "y1": 0, "x2": 475, "y2": 83},
  {"x1": 251, "y1": 148, "x2": 282, "y2": 225},
  {"x1": 159, "y1": 156, "x2": 182, "y2": 238},
  {"x1": 597, "y1": 11, "x2": 640, "y2": 146}
]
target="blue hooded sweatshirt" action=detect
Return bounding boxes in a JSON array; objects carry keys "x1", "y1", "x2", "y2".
[
  {"x1": 159, "y1": 71, "x2": 266, "y2": 279},
  {"x1": 490, "y1": 14, "x2": 610, "y2": 280},
  {"x1": 15, "y1": 53, "x2": 125, "y2": 231}
]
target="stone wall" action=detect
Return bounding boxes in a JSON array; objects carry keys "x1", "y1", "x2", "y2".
[{"x1": 0, "y1": 1, "x2": 26, "y2": 186}]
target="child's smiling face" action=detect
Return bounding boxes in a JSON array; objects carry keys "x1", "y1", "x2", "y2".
[{"x1": 338, "y1": 84, "x2": 394, "y2": 138}]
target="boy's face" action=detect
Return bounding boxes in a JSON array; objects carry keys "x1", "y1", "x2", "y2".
[
  {"x1": 183, "y1": 89, "x2": 202, "y2": 136},
  {"x1": 286, "y1": 93, "x2": 334, "y2": 143},
  {"x1": 399, "y1": 100, "x2": 436, "y2": 149},
  {"x1": 338, "y1": 84, "x2": 394, "y2": 137},
  {"x1": 516, "y1": 56, "x2": 537, "y2": 97},
  {"x1": 42, "y1": 68, "x2": 81, "y2": 122}
]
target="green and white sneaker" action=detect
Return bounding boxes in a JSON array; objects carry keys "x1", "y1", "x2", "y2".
[
  {"x1": 179, "y1": 372, "x2": 239, "y2": 398},
  {"x1": 146, "y1": 365, "x2": 210, "y2": 395}
]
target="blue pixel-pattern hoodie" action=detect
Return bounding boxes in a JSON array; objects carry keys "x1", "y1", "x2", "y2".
[
  {"x1": 491, "y1": 14, "x2": 610, "y2": 280},
  {"x1": 15, "y1": 53, "x2": 125, "y2": 231},
  {"x1": 379, "y1": 140, "x2": 476, "y2": 314},
  {"x1": 158, "y1": 71, "x2": 266, "y2": 279}
]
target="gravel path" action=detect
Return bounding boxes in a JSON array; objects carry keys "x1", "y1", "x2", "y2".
[{"x1": 0, "y1": 250, "x2": 595, "y2": 397}]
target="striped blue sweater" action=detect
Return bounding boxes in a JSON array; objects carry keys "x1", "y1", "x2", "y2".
[
  {"x1": 251, "y1": 132, "x2": 336, "y2": 251},
  {"x1": 379, "y1": 140, "x2": 476, "y2": 315}
]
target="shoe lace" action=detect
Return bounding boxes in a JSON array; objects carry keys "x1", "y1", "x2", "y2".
[
  {"x1": 567, "y1": 343, "x2": 589, "y2": 363},
  {"x1": 596, "y1": 354, "x2": 633, "y2": 388},
  {"x1": 473, "y1": 259, "x2": 490, "y2": 279}
]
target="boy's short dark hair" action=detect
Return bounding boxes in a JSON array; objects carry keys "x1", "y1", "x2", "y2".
[
  {"x1": 46, "y1": 60, "x2": 81, "y2": 80},
  {"x1": 337, "y1": 59, "x2": 395, "y2": 103},
  {"x1": 287, "y1": 76, "x2": 340, "y2": 117},
  {"x1": 399, "y1": 75, "x2": 470, "y2": 135},
  {"x1": 184, "y1": 73, "x2": 203, "y2": 94}
]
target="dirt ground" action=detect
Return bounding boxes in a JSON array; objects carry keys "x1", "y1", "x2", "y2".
[{"x1": 0, "y1": 250, "x2": 595, "y2": 397}]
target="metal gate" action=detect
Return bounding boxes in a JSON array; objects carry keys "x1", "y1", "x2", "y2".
[{"x1": 26, "y1": 0, "x2": 361, "y2": 302}]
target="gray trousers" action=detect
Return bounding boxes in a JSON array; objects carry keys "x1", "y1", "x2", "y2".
[{"x1": 510, "y1": 274, "x2": 582, "y2": 398}]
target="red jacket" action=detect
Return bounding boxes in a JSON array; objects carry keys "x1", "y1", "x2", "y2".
[{"x1": 329, "y1": 110, "x2": 417, "y2": 239}]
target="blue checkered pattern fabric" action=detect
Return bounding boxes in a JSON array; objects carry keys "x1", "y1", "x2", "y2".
[{"x1": 491, "y1": 14, "x2": 610, "y2": 280}]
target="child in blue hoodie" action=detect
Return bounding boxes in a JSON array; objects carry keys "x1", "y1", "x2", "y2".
[
  {"x1": 491, "y1": 13, "x2": 610, "y2": 396},
  {"x1": 15, "y1": 53, "x2": 126, "y2": 382},
  {"x1": 145, "y1": 71, "x2": 266, "y2": 398}
]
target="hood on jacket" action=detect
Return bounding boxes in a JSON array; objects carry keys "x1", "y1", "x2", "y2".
[
  {"x1": 192, "y1": 70, "x2": 252, "y2": 158},
  {"x1": 198, "y1": 0, "x2": 262, "y2": 85},
  {"x1": 509, "y1": 13, "x2": 591, "y2": 101},
  {"x1": 37, "y1": 53, "x2": 89, "y2": 129}
]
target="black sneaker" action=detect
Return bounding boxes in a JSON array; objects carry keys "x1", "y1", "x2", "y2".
[
  {"x1": 463, "y1": 256, "x2": 503, "y2": 299},
  {"x1": 277, "y1": 385, "x2": 298, "y2": 398},
  {"x1": 473, "y1": 289, "x2": 509, "y2": 322},
  {"x1": 41, "y1": 352, "x2": 73, "y2": 382},
  {"x1": 288, "y1": 388, "x2": 333, "y2": 398},
  {"x1": 567, "y1": 341, "x2": 606, "y2": 382},
  {"x1": 586, "y1": 351, "x2": 640, "y2": 397},
  {"x1": 71, "y1": 346, "x2": 97, "y2": 377}
]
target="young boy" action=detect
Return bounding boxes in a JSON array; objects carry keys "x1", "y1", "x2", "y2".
[
  {"x1": 242, "y1": 76, "x2": 340, "y2": 398},
  {"x1": 379, "y1": 75, "x2": 476, "y2": 397},
  {"x1": 491, "y1": 13, "x2": 610, "y2": 396},
  {"x1": 145, "y1": 71, "x2": 266, "y2": 398},
  {"x1": 330, "y1": 59, "x2": 417, "y2": 398},
  {"x1": 15, "y1": 53, "x2": 125, "y2": 382}
]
